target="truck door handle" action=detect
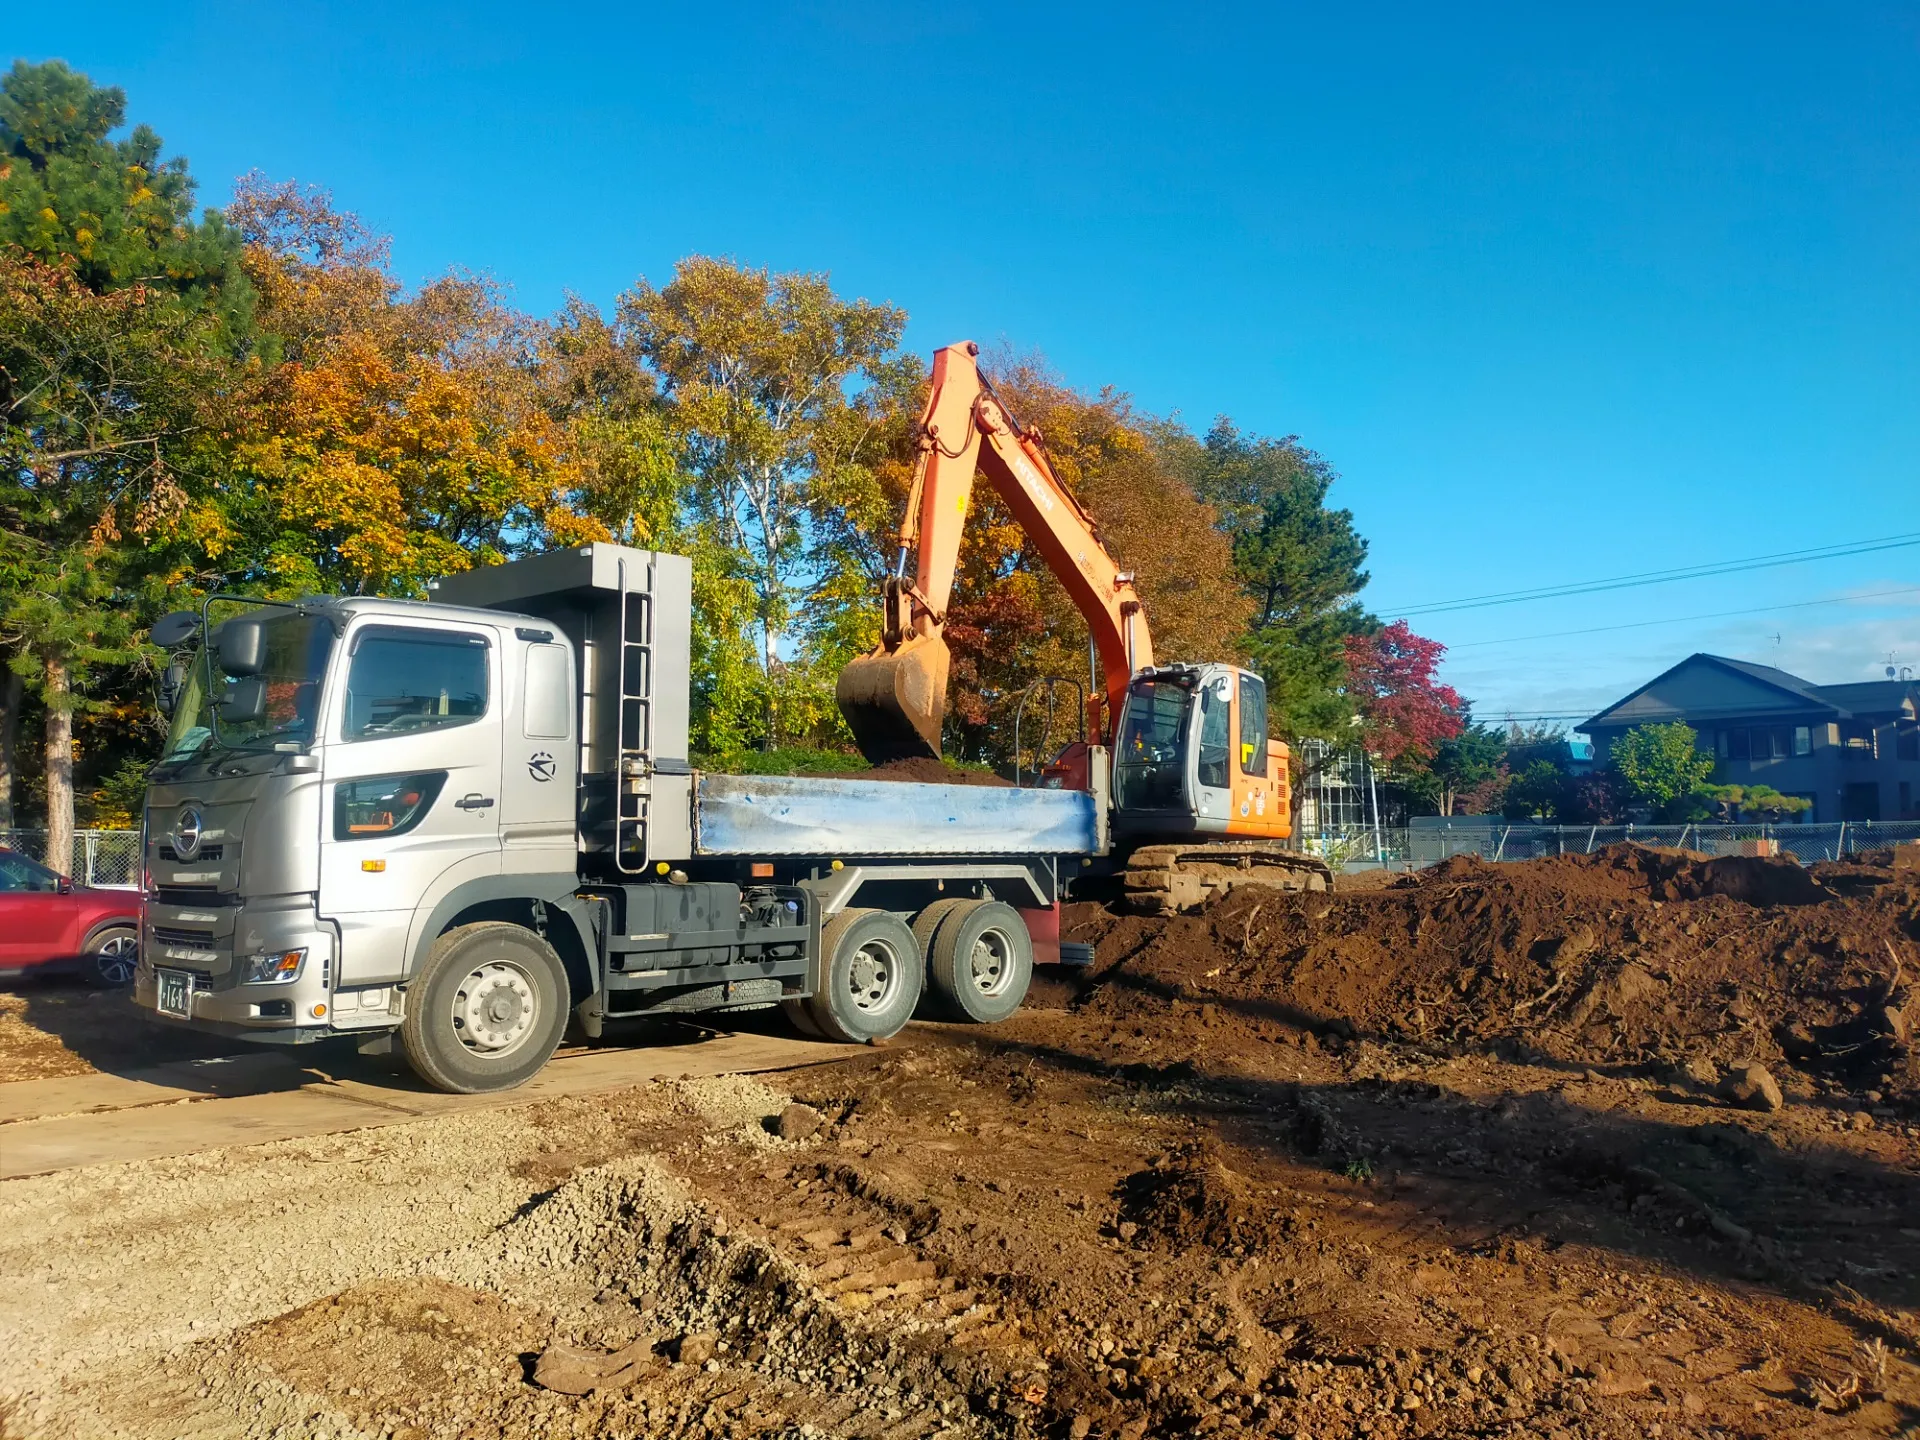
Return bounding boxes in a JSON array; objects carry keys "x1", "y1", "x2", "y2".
[{"x1": 455, "y1": 794, "x2": 495, "y2": 810}]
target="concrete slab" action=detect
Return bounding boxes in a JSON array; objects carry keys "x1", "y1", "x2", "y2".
[{"x1": 0, "y1": 1033, "x2": 859, "y2": 1179}]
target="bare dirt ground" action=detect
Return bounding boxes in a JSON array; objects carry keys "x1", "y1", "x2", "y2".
[{"x1": 1, "y1": 844, "x2": 1916, "y2": 1440}]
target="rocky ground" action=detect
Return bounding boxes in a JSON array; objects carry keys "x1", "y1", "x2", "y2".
[{"x1": 1, "y1": 844, "x2": 1915, "y2": 1439}]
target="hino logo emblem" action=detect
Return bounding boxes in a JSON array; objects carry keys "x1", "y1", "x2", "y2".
[
  {"x1": 171, "y1": 806, "x2": 205, "y2": 860},
  {"x1": 527, "y1": 752, "x2": 556, "y2": 783}
]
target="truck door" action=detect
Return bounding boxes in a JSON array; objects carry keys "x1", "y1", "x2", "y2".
[
  {"x1": 496, "y1": 637, "x2": 578, "y2": 880},
  {"x1": 319, "y1": 620, "x2": 502, "y2": 986}
]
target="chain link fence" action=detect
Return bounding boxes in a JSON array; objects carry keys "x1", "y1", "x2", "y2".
[
  {"x1": 1390, "y1": 819, "x2": 1920, "y2": 869},
  {"x1": 0, "y1": 829, "x2": 143, "y2": 889}
]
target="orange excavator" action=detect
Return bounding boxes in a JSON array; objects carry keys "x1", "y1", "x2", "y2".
[{"x1": 836, "y1": 341, "x2": 1330, "y2": 911}]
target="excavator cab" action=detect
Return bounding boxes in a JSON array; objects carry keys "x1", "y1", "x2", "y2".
[{"x1": 1111, "y1": 663, "x2": 1289, "y2": 840}]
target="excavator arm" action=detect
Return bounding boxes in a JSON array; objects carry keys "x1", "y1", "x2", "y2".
[{"x1": 837, "y1": 341, "x2": 1152, "y2": 763}]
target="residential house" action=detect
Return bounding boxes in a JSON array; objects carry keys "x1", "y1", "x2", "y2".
[{"x1": 1582, "y1": 654, "x2": 1920, "y2": 822}]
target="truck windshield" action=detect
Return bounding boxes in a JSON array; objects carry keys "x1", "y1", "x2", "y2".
[
  {"x1": 1113, "y1": 678, "x2": 1191, "y2": 810},
  {"x1": 162, "y1": 611, "x2": 335, "y2": 763}
]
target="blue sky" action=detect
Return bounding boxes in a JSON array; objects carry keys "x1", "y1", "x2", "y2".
[{"x1": 14, "y1": 2, "x2": 1917, "y2": 725}]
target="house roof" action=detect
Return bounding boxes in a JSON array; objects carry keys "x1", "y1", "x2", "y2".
[
  {"x1": 1709, "y1": 656, "x2": 1831, "y2": 706},
  {"x1": 1811, "y1": 680, "x2": 1920, "y2": 718},
  {"x1": 1583, "y1": 653, "x2": 1837, "y2": 731},
  {"x1": 1584, "y1": 654, "x2": 1920, "y2": 731}
]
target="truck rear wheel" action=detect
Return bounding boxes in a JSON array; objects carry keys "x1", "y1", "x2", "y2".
[
  {"x1": 927, "y1": 900, "x2": 1032, "y2": 1023},
  {"x1": 909, "y1": 897, "x2": 971, "y2": 1015},
  {"x1": 803, "y1": 907, "x2": 922, "y2": 1044},
  {"x1": 400, "y1": 923, "x2": 569, "y2": 1093}
]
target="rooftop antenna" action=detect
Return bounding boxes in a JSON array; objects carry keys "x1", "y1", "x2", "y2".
[{"x1": 1767, "y1": 632, "x2": 1782, "y2": 646}]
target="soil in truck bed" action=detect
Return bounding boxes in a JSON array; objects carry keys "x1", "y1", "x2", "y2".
[{"x1": 2, "y1": 843, "x2": 1916, "y2": 1439}]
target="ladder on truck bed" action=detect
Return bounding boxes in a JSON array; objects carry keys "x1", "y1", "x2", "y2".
[{"x1": 615, "y1": 556, "x2": 655, "y2": 875}]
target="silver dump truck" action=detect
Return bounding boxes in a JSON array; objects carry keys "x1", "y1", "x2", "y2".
[{"x1": 135, "y1": 543, "x2": 1101, "y2": 1092}]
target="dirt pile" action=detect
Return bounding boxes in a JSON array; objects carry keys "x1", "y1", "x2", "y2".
[
  {"x1": 832, "y1": 757, "x2": 1013, "y2": 787},
  {"x1": 1066, "y1": 844, "x2": 1919, "y2": 1103}
]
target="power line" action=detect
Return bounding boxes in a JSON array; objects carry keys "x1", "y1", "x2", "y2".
[
  {"x1": 1377, "y1": 532, "x2": 1920, "y2": 618},
  {"x1": 1449, "y1": 586, "x2": 1920, "y2": 650}
]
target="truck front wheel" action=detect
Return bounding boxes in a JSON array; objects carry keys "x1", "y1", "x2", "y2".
[
  {"x1": 927, "y1": 900, "x2": 1032, "y2": 1023},
  {"x1": 803, "y1": 907, "x2": 923, "y2": 1044},
  {"x1": 400, "y1": 923, "x2": 570, "y2": 1093}
]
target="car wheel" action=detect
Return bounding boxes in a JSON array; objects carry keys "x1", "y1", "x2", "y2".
[{"x1": 83, "y1": 924, "x2": 140, "y2": 987}]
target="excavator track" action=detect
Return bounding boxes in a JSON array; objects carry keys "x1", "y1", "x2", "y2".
[{"x1": 1122, "y1": 841, "x2": 1333, "y2": 914}]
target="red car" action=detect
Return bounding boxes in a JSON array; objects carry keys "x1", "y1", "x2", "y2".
[{"x1": 0, "y1": 845, "x2": 142, "y2": 985}]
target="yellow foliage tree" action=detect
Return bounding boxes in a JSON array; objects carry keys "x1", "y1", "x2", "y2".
[{"x1": 228, "y1": 179, "x2": 605, "y2": 597}]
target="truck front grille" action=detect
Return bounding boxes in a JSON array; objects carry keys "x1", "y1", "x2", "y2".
[
  {"x1": 151, "y1": 925, "x2": 217, "y2": 948},
  {"x1": 159, "y1": 844, "x2": 225, "y2": 862},
  {"x1": 154, "y1": 885, "x2": 225, "y2": 906}
]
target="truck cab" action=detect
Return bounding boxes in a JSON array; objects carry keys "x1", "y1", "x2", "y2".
[{"x1": 140, "y1": 594, "x2": 581, "y2": 1053}]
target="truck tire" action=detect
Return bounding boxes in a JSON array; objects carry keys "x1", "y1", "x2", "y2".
[
  {"x1": 909, "y1": 897, "x2": 971, "y2": 1015},
  {"x1": 400, "y1": 923, "x2": 570, "y2": 1093},
  {"x1": 803, "y1": 907, "x2": 923, "y2": 1044},
  {"x1": 781, "y1": 998, "x2": 825, "y2": 1039},
  {"x1": 927, "y1": 900, "x2": 1032, "y2": 1024}
]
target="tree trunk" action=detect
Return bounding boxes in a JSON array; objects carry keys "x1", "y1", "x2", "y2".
[
  {"x1": 0, "y1": 666, "x2": 21, "y2": 831},
  {"x1": 44, "y1": 656, "x2": 74, "y2": 879}
]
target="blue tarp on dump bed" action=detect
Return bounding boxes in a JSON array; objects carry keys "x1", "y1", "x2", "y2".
[{"x1": 694, "y1": 774, "x2": 1098, "y2": 857}]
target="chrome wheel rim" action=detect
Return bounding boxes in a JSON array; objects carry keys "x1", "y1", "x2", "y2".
[
  {"x1": 92, "y1": 933, "x2": 139, "y2": 985},
  {"x1": 968, "y1": 928, "x2": 1016, "y2": 998},
  {"x1": 846, "y1": 940, "x2": 900, "y2": 1014},
  {"x1": 451, "y1": 960, "x2": 538, "y2": 1056}
]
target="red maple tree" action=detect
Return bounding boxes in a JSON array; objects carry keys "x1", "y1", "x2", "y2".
[{"x1": 1343, "y1": 621, "x2": 1464, "y2": 765}]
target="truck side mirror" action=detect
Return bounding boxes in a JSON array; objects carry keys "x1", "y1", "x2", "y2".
[
  {"x1": 150, "y1": 611, "x2": 202, "y2": 649},
  {"x1": 216, "y1": 675, "x2": 267, "y2": 725},
  {"x1": 217, "y1": 617, "x2": 267, "y2": 677},
  {"x1": 157, "y1": 658, "x2": 187, "y2": 718}
]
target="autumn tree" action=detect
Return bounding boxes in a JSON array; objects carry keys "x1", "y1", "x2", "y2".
[
  {"x1": 227, "y1": 178, "x2": 605, "y2": 598},
  {"x1": 1342, "y1": 621, "x2": 1463, "y2": 768},
  {"x1": 615, "y1": 257, "x2": 908, "y2": 749},
  {"x1": 1, "y1": 60, "x2": 248, "y2": 868}
]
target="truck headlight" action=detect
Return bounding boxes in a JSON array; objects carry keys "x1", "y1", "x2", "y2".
[{"x1": 242, "y1": 949, "x2": 307, "y2": 985}]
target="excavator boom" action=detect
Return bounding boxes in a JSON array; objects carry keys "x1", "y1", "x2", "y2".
[{"x1": 836, "y1": 342, "x2": 1152, "y2": 762}]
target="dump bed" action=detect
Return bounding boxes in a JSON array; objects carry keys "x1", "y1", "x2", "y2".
[{"x1": 694, "y1": 774, "x2": 1097, "y2": 857}]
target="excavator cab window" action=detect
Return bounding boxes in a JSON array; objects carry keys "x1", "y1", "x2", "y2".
[
  {"x1": 1239, "y1": 673, "x2": 1269, "y2": 775},
  {"x1": 1197, "y1": 679, "x2": 1231, "y2": 790},
  {"x1": 1114, "y1": 678, "x2": 1192, "y2": 810}
]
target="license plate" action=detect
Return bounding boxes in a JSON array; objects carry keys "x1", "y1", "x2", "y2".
[{"x1": 156, "y1": 968, "x2": 195, "y2": 1019}]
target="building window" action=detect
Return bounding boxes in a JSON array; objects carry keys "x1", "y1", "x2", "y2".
[
  {"x1": 1901, "y1": 781, "x2": 1913, "y2": 818},
  {"x1": 1839, "y1": 723, "x2": 1876, "y2": 762},
  {"x1": 1720, "y1": 726, "x2": 1795, "y2": 763},
  {"x1": 1898, "y1": 725, "x2": 1919, "y2": 761},
  {"x1": 1843, "y1": 782, "x2": 1881, "y2": 822}
]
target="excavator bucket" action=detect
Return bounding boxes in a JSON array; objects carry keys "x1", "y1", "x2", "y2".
[{"x1": 835, "y1": 633, "x2": 950, "y2": 765}]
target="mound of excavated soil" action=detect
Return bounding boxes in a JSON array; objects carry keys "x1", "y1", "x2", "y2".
[
  {"x1": 827, "y1": 757, "x2": 1012, "y2": 787},
  {"x1": 1066, "y1": 844, "x2": 1918, "y2": 1103}
]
